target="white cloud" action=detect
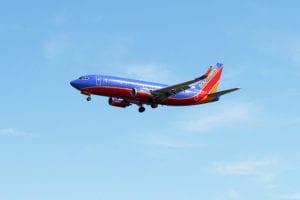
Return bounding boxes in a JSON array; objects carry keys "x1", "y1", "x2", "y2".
[
  {"x1": 275, "y1": 193, "x2": 300, "y2": 200},
  {"x1": 182, "y1": 102, "x2": 256, "y2": 132},
  {"x1": 145, "y1": 136, "x2": 205, "y2": 149},
  {"x1": 213, "y1": 159, "x2": 278, "y2": 189},
  {"x1": 180, "y1": 101, "x2": 299, "y2": 133},
  {"x1": 227, "y1": 189, "x2": 241, "y2": 200},
  {"x1": 126, "y1": 63, "x2": 175, "y2": 83},
  {"x1": 214, "y1": 160, "x2": 273, "y2": 175},
  {"x1": 0, "y1": 128, "x2": 35, "y2": 137}
]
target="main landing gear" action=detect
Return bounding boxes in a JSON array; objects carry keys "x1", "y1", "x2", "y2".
[{"x1": 138, "y1": 103, "x2": 158, "y2": 113}]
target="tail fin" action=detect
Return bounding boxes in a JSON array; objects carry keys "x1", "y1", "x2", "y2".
[{"x1": 198, "y1": 63, "x2": 224, "y2": 94}]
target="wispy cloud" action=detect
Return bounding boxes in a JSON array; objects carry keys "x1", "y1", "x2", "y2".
[
  {"x1": 275, "y1": 193, "x2": 300, "y2": 200},
  {"x1": 0, "y1": 128, "x2": 36, "y2": 137},
  {"x1": 180, "y1": 100, "x2": 300, "y2": 133},
  {"x1": 214, "y1": 160, "x2": 273, "y2": 175},
  {"x1": 144, "y1": 136, "x2": 205, "y2": 149},
  {"x1": 213, "y1": 159, "x2": 278, "y2": 188},
  {"x1": 227, "y1": 189, "x2": 241, "y2": 200},
  {"x1": 181, "y1": 102, "x2": 256, "y2": 132}
]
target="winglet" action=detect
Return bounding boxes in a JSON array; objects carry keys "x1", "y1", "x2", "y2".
[
  {"x1": 205, "y1": 66, "x2": 213, "y2": 77},
  {"x1": 196, "y1": 66, "x2": 212, "y2": 80}
]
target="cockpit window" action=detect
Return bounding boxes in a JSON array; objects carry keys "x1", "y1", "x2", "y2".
[{"x1": 79, "y1": 76, "x2": 89, "y2": 80}]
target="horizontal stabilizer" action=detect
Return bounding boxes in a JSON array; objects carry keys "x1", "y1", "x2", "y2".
[{"x1": 208, "y1": 88, "x2": 240, "y2": 97}]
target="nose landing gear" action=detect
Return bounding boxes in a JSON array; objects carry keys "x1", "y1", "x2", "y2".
[{"x1": 138, "y1": 106, "x2": 145, "y2": 113}]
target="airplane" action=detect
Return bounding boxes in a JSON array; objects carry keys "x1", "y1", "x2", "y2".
[{"x1": 70, "y1": 63, "x2": 239, "y2": 113}]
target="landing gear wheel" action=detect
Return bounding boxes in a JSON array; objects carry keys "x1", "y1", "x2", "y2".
[
  {"x1": 138, "y1": 106, "x2": 145, "y2": 113},
  {"x1": 87, "y1": 96, "x2": 92, "y2": 101}
]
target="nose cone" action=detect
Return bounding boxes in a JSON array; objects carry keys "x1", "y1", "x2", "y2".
[{"x1": 70, "y1": 80, "x2": 80, "y2": 89}]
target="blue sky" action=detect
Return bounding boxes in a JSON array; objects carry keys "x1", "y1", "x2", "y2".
[{"x1": 1, "y1": 0, "x2": 300, "y2": 199}]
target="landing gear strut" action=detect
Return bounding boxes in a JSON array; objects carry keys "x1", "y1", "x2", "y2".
[
  {"x1": 138, "y1": 106, "x2": 145, "y2": 113},
  {"x1": 151, "y1": 103, "x2": 158, "y2": 108},
  {"x1": 86, "y1": 96, "x2": 92, "y2": 101}
]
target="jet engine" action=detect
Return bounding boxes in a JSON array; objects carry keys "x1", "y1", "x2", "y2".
[
  {"x1": 108, "y1": 97, "x2": 130, "y2": 108},
  {"x1": 131, "y1": 88, "x2": 137, "y2": 97},
  {"x1": 130, "y1": 88, "x2": 150, "y2": 99}
]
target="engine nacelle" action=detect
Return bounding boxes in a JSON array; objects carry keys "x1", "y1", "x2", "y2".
[
  {"x1": 130, "y1": 88, "x2": 151, "y2": 99},
  {"x1": 131, "y1": 88, "x2": 137, "y2": 97},
  {"x1": 108, "y1": 97, "x2": 130, "y2": 108}
]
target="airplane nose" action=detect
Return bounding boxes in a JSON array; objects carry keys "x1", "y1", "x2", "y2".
[{"x1": 70, "y1": 80, "x2": 79, "y2": 89}]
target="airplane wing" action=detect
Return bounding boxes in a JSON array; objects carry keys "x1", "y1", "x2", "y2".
[
  {"x1": 207, "y1": 88, "x2": 240, "y2": 97},
  {"x1": 151, "y1": 66, "x2": 212, "y2": 101}
]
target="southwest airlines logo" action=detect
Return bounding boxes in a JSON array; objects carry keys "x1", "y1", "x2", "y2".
[{"x1": 199, "y1": 66, "x2": 219, "y2": 88}]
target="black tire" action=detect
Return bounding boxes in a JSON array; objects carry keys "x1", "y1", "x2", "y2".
[{"x1": 138, "y1": 106, "x2": 145, "y2": 113}]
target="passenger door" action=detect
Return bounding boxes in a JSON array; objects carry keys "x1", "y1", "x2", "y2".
[{"x1": 96, "y1": 75, "x2": 101, "y2": 85}]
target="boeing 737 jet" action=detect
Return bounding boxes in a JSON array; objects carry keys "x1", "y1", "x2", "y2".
[{"x1": 70, "y1": 63, "x2": 239, "y2": 112}]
